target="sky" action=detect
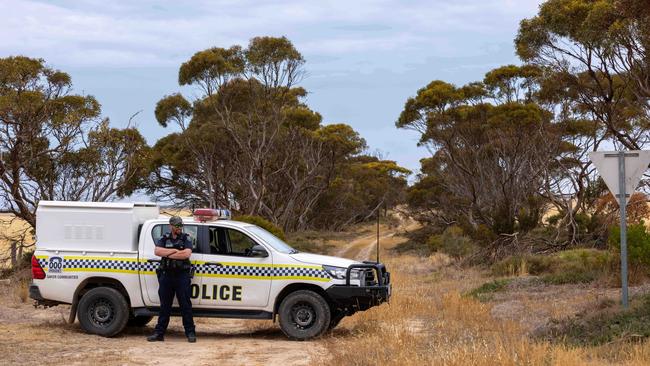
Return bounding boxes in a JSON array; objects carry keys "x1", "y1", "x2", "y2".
[{"x1": 0, "y1": 0, "x2": 545, "y2": 177}]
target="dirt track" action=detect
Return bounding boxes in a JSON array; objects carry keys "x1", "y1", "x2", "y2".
[{"x1": 0, "y1": 221, "x2": 410, "y2": 366}]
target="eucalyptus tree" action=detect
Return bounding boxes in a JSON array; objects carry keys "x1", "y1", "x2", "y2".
[
  {"x1": 0, "y1": 56, "x2": 149, "y2": 227},
  {"x1": 151, "y1": 37, "x2": 406, "y2": 231}
]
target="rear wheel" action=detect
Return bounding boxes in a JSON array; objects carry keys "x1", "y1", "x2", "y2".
[
  {"x1": 278, "y1": 290, "x2": 331, "y2": 340},
  {"x1": 77, "y1": 287, "x2": 129, "y2": 337}
]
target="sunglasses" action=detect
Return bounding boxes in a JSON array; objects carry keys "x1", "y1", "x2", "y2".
[{"x1": 172, "y1": 224, "x2": 183, "y2": 228}]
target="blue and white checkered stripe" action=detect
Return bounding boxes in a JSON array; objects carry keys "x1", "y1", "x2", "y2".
[
  {"x1": 197, "y1": 264, "x2": 329, "y2": 279},
  {"x1": 198, "y1": 264, "x2": 273, "y2": 277},
  {"x1": 273, "y1": 266, "x2": 330, "y2": 279},
  {"x1": 37, "y1": 257, "x2": 141, "y2": 273}
]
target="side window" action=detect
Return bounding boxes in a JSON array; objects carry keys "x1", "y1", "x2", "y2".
[
  {"x1": 207, "y1": 226, "x2": 224, "y2": 254},
  {"x1": 225, "y1": 228, "x2": 258, "y2": 256},
  {"x1": 151, "y1": 224, "x2": 199, "y2": 251}
]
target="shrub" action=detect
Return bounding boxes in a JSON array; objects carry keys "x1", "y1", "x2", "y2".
[
  {"x1": 234, "y1": 215, "x2": 286, "y2": 240},
  {"x1": 491, "y1": 254, "x2": 553, "y2": 276},
  {"x1": 540, "y1": 294, "x2": 650, "y2": 346},
  {"x1": 466, "y1": 278, "x2": 512, "y2": 301},
  {"x1": 609, "y1": 223, "x2": 650, "y2": 267},
  {"x1": 491, "y1": 249, "x2": 612, "y2": 284},
  {"x1": 427, "y1": 226, "x2": 477, "y2": 260},
  {"x1": 392, "y1": 225, "x2": 441, "y2": 255},
  {"x1": 541, "y1": 271, "x2": 597, "y2": 285}
]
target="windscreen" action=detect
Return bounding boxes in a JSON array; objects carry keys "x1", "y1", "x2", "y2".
[{"x1": 245, "y1": 225, "x2": 297, "y2": 254}]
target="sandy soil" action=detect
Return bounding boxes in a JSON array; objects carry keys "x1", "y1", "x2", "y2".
[{"x1": 0, "y1": 293, "x2": 327, "y2": 366}]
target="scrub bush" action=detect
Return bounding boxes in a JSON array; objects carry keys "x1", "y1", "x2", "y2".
[
  {"x1": 609, "y1": 223, "x2": 650, "y2": 267},
  {"x1": 491, "y1": 249, "x2": 611, "y2": 284},
  {"x1": 427, "y1": 226, "x2": 477, "y2": 260}
]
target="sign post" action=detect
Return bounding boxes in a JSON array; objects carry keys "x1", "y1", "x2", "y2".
[
  {"x1": 617, "y1": 151, "x2": 629, "y2": 307},
  {"x1": 590, "y1": 150, "x2": 650, "y2": 308}
]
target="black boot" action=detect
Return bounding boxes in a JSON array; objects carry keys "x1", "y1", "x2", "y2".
[
  {"x1": 147, "y1": 333, "x2": 164, "y2": 342},
  {"x1": 187, "y1": 332, "x2": 196, "y2": 343}
]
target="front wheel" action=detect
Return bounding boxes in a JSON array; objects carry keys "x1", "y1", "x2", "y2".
[
  {"x1": 77, "y1": 287, "x2": 129, "y2": 337},
  {"x1": 278, "y1": 290, "x2": 331, "y2": 340}
]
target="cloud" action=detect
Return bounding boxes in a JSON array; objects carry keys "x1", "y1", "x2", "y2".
[
  {"x1": 0, "y1": 0, "x2": 544, "y2": 67},
  {"x1": 0, "y1": 0, "x2": 546, "y2": 174}
]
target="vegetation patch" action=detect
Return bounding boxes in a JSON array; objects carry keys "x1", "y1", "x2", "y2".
[
  {"x1": 428, "y1": 226, "x2": 478, "y2": 260},
  {"x1": 540, "y1": 294, "x2": 650, "y2": 346},
  {"x1": 466, "y1": 278, "x2": 512, "y2": 302},
  {"x1": 391, "y1": 225, "x2": 439, "y2": 255},
  {"x1": 491, "y1": 249, "x2": 611, "y2": 285},
  {"x1": 392, "y1": 225, "x2": 478, "y2": 260},
  {"x1": 540, "y1": 271, "x2": 597, "y2": 285}
]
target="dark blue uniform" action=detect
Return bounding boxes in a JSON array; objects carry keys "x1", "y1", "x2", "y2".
[{"x1": 154, "y1": 232, "x2": 195, "y2": 337}]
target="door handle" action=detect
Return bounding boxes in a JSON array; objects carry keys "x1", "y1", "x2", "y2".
[
  {"x1": 205, "y1": 262, "x2": 223, "y2": 267},
  {"x1": 147, "y1": 259, "x2": 161, "y2": 263}
]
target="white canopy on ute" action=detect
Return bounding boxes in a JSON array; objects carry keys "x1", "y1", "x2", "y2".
[{"x1": 35, "y1": 201, "x2": 159, "y2": 252}]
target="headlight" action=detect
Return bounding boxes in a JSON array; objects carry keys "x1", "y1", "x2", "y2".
[{"x1": 323, "y1": 265, "x2": 361, "y2": 280}]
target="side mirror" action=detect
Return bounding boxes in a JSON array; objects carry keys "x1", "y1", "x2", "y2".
[{"x1": 250, "y1": 244, "x2": 269, "y2": 258}]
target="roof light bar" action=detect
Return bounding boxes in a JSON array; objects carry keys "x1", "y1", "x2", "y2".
[{"x1": 193, "y1": 208, "x2": 232, "y2": 222}]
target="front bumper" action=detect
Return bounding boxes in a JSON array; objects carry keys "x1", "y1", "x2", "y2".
[{"x1": 326, "y1": 262, "x2": 391, "y2": 313}]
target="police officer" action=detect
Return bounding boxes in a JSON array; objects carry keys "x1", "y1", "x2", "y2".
[{"x1": 147, "y1": 216, "x2": 197, "y2": 343}]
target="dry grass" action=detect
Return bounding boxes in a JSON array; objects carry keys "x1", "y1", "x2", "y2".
[
  {"x1": 0, "y1": 213, "x2": 34, "y2": 268},
  {"x1": 317, "y1": 252, "x2": 650, "y2": 366}
]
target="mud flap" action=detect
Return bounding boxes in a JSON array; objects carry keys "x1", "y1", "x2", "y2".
[{"x1": 68, "y1": 298, "x2": 78, "y2": 323}]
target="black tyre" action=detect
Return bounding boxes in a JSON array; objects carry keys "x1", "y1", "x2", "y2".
[
  {"x1": 77, "y1": 287, "x2": 129, "y2": 337},
  {"x1": 328, "y1": 310, "x2": 345, "y2": 331},
  {"x1": 127, "y1": 315, "x2": 153, "y2": 327},
  {"x1": 278, "y1": 290, "x2": 331, "y2": 340}
]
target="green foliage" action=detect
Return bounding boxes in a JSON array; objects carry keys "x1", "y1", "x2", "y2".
[
  {"x1": 427, "y1": 226, "x2": 477, "y2": 260},
  {"x1": 541, "y1": 294, "x2": 650, "y2": 346},
  {"x1": 542, "y1": 271, "x2": 597, "y2": 285},
  {"x1": 400, "y1": 85, "x2": 556, "y2": 237},
  {"x1": 609, "y1": 223, "x2": 650, "y2": 267},
  {"x1": 392, "y1": 225, "x2": 441, "y2": 255},
  {"x1": 235, "y1": 215, "x2": 286, "y2": 241},
  {"x1": 155, "y1": 93, "x2": 192, "y2": 128},
  {"x1": 245, "y1": 36, "x2": 303, "y2": 71},
  {"x1": 492, "y1": 249, "x2": 612, "y2": 284},
  {"x1": 310, "y1": 155, "x2": 409, "y2": 230},
  {"x1": 466, "y1": 278, "x2": 512, "y2": 302},
  {"x1": 151, "y1": 37, "x2": 408, "y2": 232},
  {"x1": 402, "y1": 0, "x2": 650, "y2": 257},
  {"x1": 178, "y1": 46, "x2": 245, "y2": 86}
]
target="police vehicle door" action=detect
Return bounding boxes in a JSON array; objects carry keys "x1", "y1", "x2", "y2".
[
  {"x1": 141, "y1": 224, "x2": 202, "y2": 307},
  {"x1": 197, "y1": 225, "x2": 272, "y2": 307}
]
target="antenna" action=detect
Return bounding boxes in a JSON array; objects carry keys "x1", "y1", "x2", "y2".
[{"x1": 376, "y1": 205, "x2": 380, "y2": 263}]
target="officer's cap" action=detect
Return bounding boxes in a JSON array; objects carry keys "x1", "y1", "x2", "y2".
[{"x1": 169, "y1": 216, "x2": 184, "y2": 227}]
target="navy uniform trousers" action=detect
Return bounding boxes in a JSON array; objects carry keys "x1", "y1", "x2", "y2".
[{"x1": 154, "y1": 269, "x2": 196, "y2": 336}]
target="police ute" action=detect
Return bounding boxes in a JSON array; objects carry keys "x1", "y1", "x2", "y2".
[{"x1": 29, "y1": 201, "x2": 391, "y2": 340}]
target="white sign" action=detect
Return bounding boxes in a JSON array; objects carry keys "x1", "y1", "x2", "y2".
[{"x1": 589, "y1": 150, "x2": 650, "y2": 206}]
